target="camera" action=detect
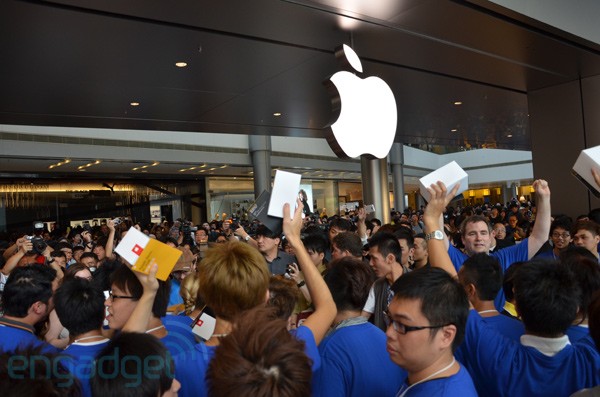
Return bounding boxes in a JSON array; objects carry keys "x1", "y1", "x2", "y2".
[
  {"x1": 26, "y1": 235, "x2": 47, "y2": 255},
  {"x1": 113, "y1": 217, "x2": 122, "y2": 226}
]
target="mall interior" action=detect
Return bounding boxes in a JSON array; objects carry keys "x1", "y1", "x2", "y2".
[{"x1": 1, "y1": 0, "x2": 600, "y2": 232}]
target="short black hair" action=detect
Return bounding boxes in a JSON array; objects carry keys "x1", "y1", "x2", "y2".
[
  {"x1": 502, "y1": 261, "x2": 525, "y2": 302},
  {"x1": 562, "y1": 256, "x2": 600, "y2": 324},
  {"x1": 368, "y1": 232, "x2": 402, "y2": 263},
  {"x1": 459, "y1": 253, "x2": 503, "y2": 301},
  {"x1": 513, "y1": 259, "x2": 580, "y2": 337},
  {"x1": 325, "y1": 257, "x2": 375, "y2": 311},
  {"x1": 393, "y1": 228, "x2": 414, "y2": 248},
  {"x1": 2, "y1": 265, "x2": 56, "y2": 317},
  {"x1": 549, "y1": 216, "x2": 573, "y2": 235},
  {"x1": 54, "y1": 278, "x2": 105, "y2": 336},
  {"x1": 80, "y1": 252, "x2": 99, "y2": 262},
  {"x1": 329, "y1": 217, "x2": 352, "y2": 232},
  {"x1": 50, "y1": 251, "x2": 66, "y2": 260},
  {"x1": 392, "y1": 267, "x2": 468, "y2": 352},
  {"x1": 302, "y1": 234, "x2": 328, "y2": 254},
  {"x1": 91, "y1": 332, "x2": 175, "y2": 396},
  {"x1": 110, "y1": 264, "x2": 171, "y2": 318},
  {"x1": 332, "y1": 232, "x2": 362, "y2": 258}
]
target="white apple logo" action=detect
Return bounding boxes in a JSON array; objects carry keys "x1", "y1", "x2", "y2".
[{"x1": 325, "y1": 44, "x2": 397, "y2": 159}]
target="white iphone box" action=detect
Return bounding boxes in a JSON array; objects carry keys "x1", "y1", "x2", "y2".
[{"x1": 419, "y1": 161, "x2": 468, "y2": 202}]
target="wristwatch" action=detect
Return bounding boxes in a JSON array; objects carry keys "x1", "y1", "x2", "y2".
[
  {"x1": 425, "y1": 230, "x2": 445, "y2": 241},
  {"x1": 244, "y1": 235, "x2": 251, "y2": 242}
]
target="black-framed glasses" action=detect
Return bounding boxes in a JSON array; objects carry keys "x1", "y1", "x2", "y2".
[
  {"x1": 551, "y1": 232, "x2": 570, "y2": 239},
  {"x1": 108, "y1": 291, "x2": 136, "y2": 301},
  {"x1": 385, "y1": 311, "x2": 449, "y2": 335}
]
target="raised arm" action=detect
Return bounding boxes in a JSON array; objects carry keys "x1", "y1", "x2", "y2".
[
  {"x1": 423, "y1": 181, "x2": 459, "y2": 277},
  {"x1": 122, "y1": 264, "x2": 159, "y2": 333},
  {"x1": 2, "y1": 238, "x2": 32, "y2": 276},
  {"x1": 593, "y1": 168, "x2": 600, "y2": 189},
  {"x1": 104, "y1": 220, "x2": 116, "y2": 260},
  {"x1": 527, "y1": 179, "x2": 551, "y2": 259},
  {"x1": 283, "y1": 199, "x2": 336, "y2": 345},
  {"x1": 356, "y1": 207, "x2": 368, "y2": 244}
]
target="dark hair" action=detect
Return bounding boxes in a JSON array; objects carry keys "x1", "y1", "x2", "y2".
[
  {"x1": 54, "y1": 278, "x2": 105, "y2": 336},
  {"x1": 325, "y1": 257, "x2": 375, "y2": 311},
  {"x1": 393, "y1": 228, "x2": 414, "y2": 248},
  {"x1": 588, "y1": 208, "x2": 600, "y2": 225},
  {"x1": 0, "y1": 346, "x2": 81, "y2": 396},
  {"x1": 207, "y1": 307, "x2": 312, "y2": 397},
  {"x1": 368, "y1": 232, "x2": 402, "y2": 263},
  {"x1": 549, "y1": 216, "x2": 573, "y2": 235},
  {"x1": 50, "y1": 251, "x2": 66, "y2": 260},
  {"x1": 391, "y1": 267, "x2": 468, "y2": 352},
  {"x1": 562, "y1": 257, "x2": 600, "y2": 324},
  {"x1": 573, "y1": 220, "x2": 600, "y2": 236},
  {"x1": 560, "y1": 246, "x2": 598, "y2": 263},
  {"x1": 57, "y1": 241, "x2": 73, "y2": 251},
  {"x1": 91, "y1": 258, "x2": 120, "y2": 292},
  {"x1": 79, "y1": 252, "x2": 99, "y2": 262},
  {"x1": 91, "y1": 332, "x2": 175, "y2": 397},
  {"x1": 588, "y1": 293, "x2": 600, "y2": 351},
  {"x1": 513, "y1": 259, "x2": 580, "y2": 337},
  {"x1": 2, "y1": 265, "x2": 56, "y2": 317},
  {"x1": 332, "y1": 232, "x2": 362, "y2": 258},
  {"x1": 302, "y1": 234, "x2": 327, "y2": 255},
  {"x1": 268, "y1": 276, "x2": 300, "y2": 320},
  {"x1": 63, "y1": 263, "x2": 91, "y2": 281},
  {"x1": 502, "y1": 261, "x2": 525, "y2": 302},
  {"x1": 110, "y1": 264, "x2": 171, "y2": 318},
  {"x1": 459, "y1": 253, "x2": 503, "y2": 301},
  {"x1": 329, "y1": 218, "x2": 352, "y2": 233}
]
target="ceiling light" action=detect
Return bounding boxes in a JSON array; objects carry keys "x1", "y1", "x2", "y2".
[
  {"x1": 220, "y1": 165, "x2": 227, "y2": 169},
  {"x1": 451, "y1": 129, "x2": 457, "y2": 132},
  {"x1": 175, "y1": 62, "x2": 188, "y2": 68},
  {"x1": 507, "y1": 134, "x2": 513, "y2": 138},
  {"x1": 453, "y1": 101, "x2": 462, "y2": 106},
  {"x1": 130, "y1": 102, "x2": 140, "y2": 106},
  {"x1": 273, "y1": 112, "x2": 282, "y2": 117}
]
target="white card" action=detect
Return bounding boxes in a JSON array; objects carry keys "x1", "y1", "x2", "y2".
[
  {"x1": 191, "y1": 312, "x2": 217, "y2": 341},
  {"x1": 114, "y1": 227, "x2": 149, "y2": 265},
  {"x1": 572, "y1": 145, "x2": 600, "y2": 197},
  {"x1": 419, "y1": 161, "x2": 469, "y2": 202},
  {"x1": 267, "y1": 170, "x2": 301, "y2": 218}
]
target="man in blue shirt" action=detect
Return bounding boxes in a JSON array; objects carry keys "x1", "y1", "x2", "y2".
[
  {"x1": 0, "y1": 265, "x2": 59, "y2": 354},
  {"x1": 387, "y1": 268, "x2": 477, "y2": 397},
  {"x1": 424, "y1": 180, "x2": 600, "y2": 397}
]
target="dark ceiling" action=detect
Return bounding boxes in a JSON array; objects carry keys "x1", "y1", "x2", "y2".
[{"x1": 2, "y1": 0, "x2": 600, "y2": 153}]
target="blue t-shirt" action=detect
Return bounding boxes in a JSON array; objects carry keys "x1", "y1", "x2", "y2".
[
  {"x1": 312, "y1": 321, "x2": 406, "y2": 397},
  {"x1": 0, "y1": 319, "x2": 59, "y2": 354},
  {"x1": 61, "y1": 340, "x2": 110, "y2": 397},
  {"x1": 162, "y1": 314, "x2": 197, "y2": 346},
  {"x1": 461, "y1": 309, "x2": 600, "y2": 397},
  {"x1": 175, "y1": 325, "x2": 319, "y2": 397},
  {"x1": 449, "y1": 240, "x2": 529, "y2": 310},
  {"x1": 168, "y1": 279, "x2": 183, "y2": 307},
  {"x1": 567, "y1": 324, "x2": 590, "y2": 344},
  {"x1": 394, "y1": 365, "x2": 477, "y2": 397}
]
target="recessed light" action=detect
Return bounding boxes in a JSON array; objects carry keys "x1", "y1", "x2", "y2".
[
  {"x1": 130, "y1": 102, "x2": 140, "y2": 106},
  {"x1": 451, "y1": 129, "x2": 457, "y2": 132},
  {"x1": 273, "y1": 112, "x2": 282, "y2": 117},
  {"x1": 453, "y1": 101, "x2": 462, "y2": 106},
  {"x1": 507, "y1": 134, "x2": 513, "y2": 138},
  {"x1": 175, "y1": 62, "x2": 188, "y2": 68}
]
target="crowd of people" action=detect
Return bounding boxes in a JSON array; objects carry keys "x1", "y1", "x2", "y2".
[{"x1": 1, "y1": 169, "x2": 600, "y2": 396}]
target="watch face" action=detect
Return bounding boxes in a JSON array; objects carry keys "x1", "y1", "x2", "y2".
[{"x1": 434, "y1": 230, "x2": 444, "y2": 240}]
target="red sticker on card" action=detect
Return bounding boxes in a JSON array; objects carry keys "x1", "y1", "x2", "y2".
[{"x1": 132, "y1": 244, "x2": 143, "y2": 255}]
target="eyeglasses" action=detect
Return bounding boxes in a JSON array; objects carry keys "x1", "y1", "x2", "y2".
[
  {"x1": 551, "y1": 232, "x2": 570, "y2": 239},
  {"x1": 108, "y1": 291, "x2": 136, "y2": 301},
  {"x1": 385, "y1": 311, "x2": 449, "y2": 335}
]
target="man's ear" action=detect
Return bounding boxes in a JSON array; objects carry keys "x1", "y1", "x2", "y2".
[
  {"x1": 439, "y1": 324, "x2": 457, "y2": 349},
  {"x1": 464, "y1": 283, "x2": 477, "y2": 299},
  {"x1": 491, "y1": 229, "x2": 497, "y2": 238},
  {"x1": 30, "y1": 301, "x2": 47, "y2": 316}
]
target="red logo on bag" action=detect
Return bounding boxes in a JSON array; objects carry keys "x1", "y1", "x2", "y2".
[
  {"x1": 132, "y1": 244, "x2": 143, "y2": 255},
  {"x1": 196, "y1": 319, "x2": 204, "y2": 327}
]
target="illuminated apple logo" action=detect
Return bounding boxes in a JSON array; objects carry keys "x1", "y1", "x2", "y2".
[{"x1": 324, "y1": 44, "x2": 397, "y2": 159}]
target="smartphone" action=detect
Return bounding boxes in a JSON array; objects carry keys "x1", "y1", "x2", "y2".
[{"x1": 364, "y1": 204, "x2": 376, "y2": 214}]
